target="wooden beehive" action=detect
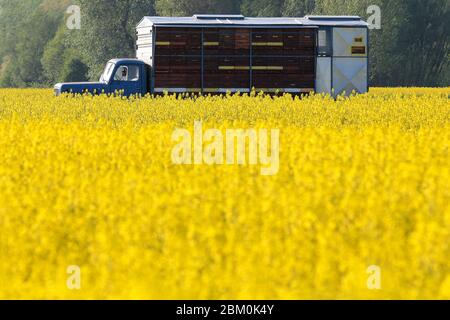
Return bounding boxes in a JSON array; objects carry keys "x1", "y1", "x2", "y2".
[{"x1": 137, "y1": 15, "x2": 320, "y2": 94}]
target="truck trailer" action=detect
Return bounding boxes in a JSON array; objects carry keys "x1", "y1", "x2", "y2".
[{"x1": 54, "y1": 15, "x2": 369, "y2": 97}]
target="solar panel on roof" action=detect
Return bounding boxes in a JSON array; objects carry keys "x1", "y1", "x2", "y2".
[
  {"x1": 305, "y1": 15, "x2": 362, "y2": 21},
  {"x1": 194, "y1": 14, "x2": 245, "y2": 20}
]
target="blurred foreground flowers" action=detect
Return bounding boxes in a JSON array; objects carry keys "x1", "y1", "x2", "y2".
[{"x1": 0, "y1": 88, "x2": 449, "y2": 299}]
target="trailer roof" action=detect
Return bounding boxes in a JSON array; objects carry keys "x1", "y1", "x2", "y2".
[
  {"x1": 108, "y1": 58, "x2": 145, "y2": 65},
  {"x1": 137, "y1": 15, "x2": 369, "y2": 28}
]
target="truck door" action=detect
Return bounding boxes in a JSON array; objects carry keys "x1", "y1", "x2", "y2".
[{"x1": 110, "y1": 64, "x2": 142, "y2": 96}]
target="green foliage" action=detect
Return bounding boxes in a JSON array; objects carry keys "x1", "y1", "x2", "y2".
[
  {"x1": 241, "y1": 0, "x2": 284, "y2": 16},
  {"x1": 0, "y1": 0, "x2": 448, "y2": 87},
  {"x1": 282, "y1": 0, "x2": 315, "y2": 16},
  {"x1": 60, "y1": 57, "x2": 89, "y2": 82},
  {"x1": 41, "y1": 27, "x2": 67, "y2": 83},
  {"x1": 0, "y1": 0, "x2": 62, "y2": 87},
  {"x1": 398, "y1": 0, "x2": 449, "y2": 86},
  {"x1": 70, "y1": 0, "x2": 156, "y2": 80},
  {"x1": 0, "y1": 0, "x2": 43, "y2": 61},
  {"x1": 238, "y1": 0, "x2": 315, "y2": 17},
  {"x1": 155, "y1": 0, "x2": 241, "y2": 16},
  {"x1": 314, "y1": 0, "x2": 449, "y2": 86},
  {"x1": 41, "y1": 26, "x2": 88, "y2": 83}
]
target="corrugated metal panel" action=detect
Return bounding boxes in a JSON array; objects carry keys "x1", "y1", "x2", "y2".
[
  {"x1": 136, "y1": 24, "x2": 153, "y2": 65},
  {"x1": 136, "y1": 35, "x2": 152, "y2": 46},
  {"x1": 136, "y1": 48, "x2": 152, "y2": 64},
  {"x1": 137, "y1": 26, "x2": 152, "y2": 35}
]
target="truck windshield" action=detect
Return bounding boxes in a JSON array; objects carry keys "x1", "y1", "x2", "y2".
[{"x1": 100, "y1": 62, "x2": 115, "y2": 83}]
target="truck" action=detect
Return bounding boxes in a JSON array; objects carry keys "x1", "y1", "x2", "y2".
[
  {"x1": 54, "y1": 58, "x2": 150, "y2": 96},
  {"x1": 54, "y1": 15, "x2": 369, "y2": 97}
]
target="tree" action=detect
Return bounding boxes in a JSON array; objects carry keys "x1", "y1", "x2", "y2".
[
  {"x1": 71, "y1": 0, "x2": 156, "y2": 80},
  {"x1": 156, "y1": 0, "x2": 241, "y2": 16},
  {"x1": 399, "y1": 0, "x2": 449, "y2": 86},
  {"x1": 60, "y1": 57, "x2": 89, "y2": 82},
  {"x1": 0, "y1": 4, "x2": 62, "y2": 87},
  {"x1": 314, "y1": 0, "x2": 366, "y2": 15},
  {"x1": 1, "y1": 0, "x2": 448, "y2": 87},
  {"x1": 0, "y1": 0, "x2": 43, "y2": 61},
  {"x1": 41, "y1": 27, "x2": 67, "y2": 83},
  {"x1": 314, "y1": 0, "x2": 384, "y2": 86},
  {"x1": 0, "y1": 0, "x2": 71, "y2": 87},
  {"x1": 315, "y1": 0, "x2": 449, "y2": 87},
  {"x1": 282, "y1": 0, "x2": 315, "y2": 17},
  {"x1": 241, "y1": 0, "x2": 284, "y2": 16},
  {"x1": 42, "y1": 25, "x2": 89, "y2": 83}
]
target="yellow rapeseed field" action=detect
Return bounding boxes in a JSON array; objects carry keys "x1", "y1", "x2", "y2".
[{"x1": 0, "y1": 88, "x2": 449, "y2": 299}]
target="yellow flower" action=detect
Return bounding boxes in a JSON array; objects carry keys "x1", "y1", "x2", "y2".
[{"x1": 0, "y1": 87, "x2": 449, "y2": 299}]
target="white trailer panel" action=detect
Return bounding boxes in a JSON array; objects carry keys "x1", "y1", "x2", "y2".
[
  {"x1": 333, "y1": 57, "x2": 368, "y2": 95},
  {"x1": 316, "y1": 57, "x2": 332, "y2": 95}
]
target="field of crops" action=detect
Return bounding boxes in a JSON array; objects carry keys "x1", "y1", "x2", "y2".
[{"x1": 0, "y1": 88, "x2": 449, "y2": 299}]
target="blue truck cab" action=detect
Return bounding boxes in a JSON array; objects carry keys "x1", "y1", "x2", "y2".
[{"x1": 54, "y1": 59, "x2": 150, "y2": 96}]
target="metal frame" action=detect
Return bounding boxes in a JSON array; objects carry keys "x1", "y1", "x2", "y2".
[
  {"x1": 201, "y1": 28, "x2": 205, "y2": 93},
  {"x1": 314, "y1": 26, "x2": 333, "y2": 95},
  {"x1": 153, "y1": 24, "x2": 319, "y2": 30},
  {"x1": 314, "y1": 28, "x2": 318, "y2": 93},
  {"x1": 367, "y1": 26, "x2": 370, "y2": 93},
  {"x1": 249, "y1": 29, "x2": 253, "y2": 91},
  {"x1": 151, "y1": 26, "x2": 156, "y2": 94},
  {"x1": 331, "y1": 26, "x2": 334, "y2": 92}
]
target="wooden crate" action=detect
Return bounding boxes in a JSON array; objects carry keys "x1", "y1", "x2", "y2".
[
  {"x1": 155, "y1": 27, "x2": 202, "y2": 55},
  {"x1": 153, "y1": 26, "x2": 316, "y2": 92}
]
